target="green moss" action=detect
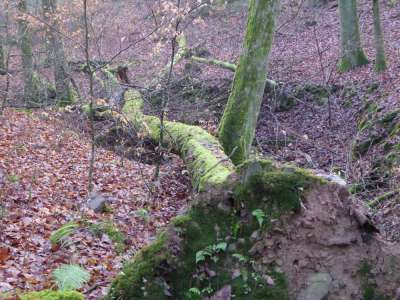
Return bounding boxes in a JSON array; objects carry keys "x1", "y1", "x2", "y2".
[
  {"x1": 366, "y1": 82, "x2": 380, "y2": 94},
  {"x1": 235, "y1": 161, "x2": 319, "y2": 218},
  {"x1": 353, "y1": 135, "x2": 385, "y2": 157},
  {"x1": 21, "y1": 290, "x2": 84, "y2": 300},
  {"x1": 357, "y1": 261, "x2": 390, "y2": 300},
  {"x1": 89, "y1": 221, "x2": 126, "y2": 254},
  {"x1": 339, "y1": 49, "x2": 369, "y2": 72},
  {"x1": 106, "y1": 233, "x2": 169, "y2": 299},
  {"x1": 354, "y1": 106, "x2": 400, "y2": 158},
  {"x1": 378, "y1": 110, "x2": 399, "y2": 124},
  {"x1": 168, "y1": 204, "x2": 289, "y2": 300},
  {"x1": 171, "y1": 214, "x2": 192, "y2": 227},
  {"x1": 349, "y1": 182, "x2": 366, "y2": 194},
  {"x1": 105, "y1": 161, "x2": 317, "y2": 299},
  {"x1": 368, "y1": 189, "x2": 400, "y2": 208},
  {"x1": 123, "y1": 91, "x2": 236, "y2": 192},
  {"x1": 152, "y1": 117, "x2": 235, "y2": 190},
  {"x1": 57, "y1": 89, "x2": 75, "y2": 107}
]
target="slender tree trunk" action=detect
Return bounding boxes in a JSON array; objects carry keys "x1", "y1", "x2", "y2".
[
  {"x1": 17, "y1": 0, "x2": 39, "y2": 103},
  {"x1": 83, "y1": 0, "x2": 96, "y2": 193},
  {"x1": 338, "y1": 0, "x2": 369, "y2": 71},
  {"x1": 218, "y1": 0, "x2": 278, "y2": 165},
  {"x1": 0, "y1": 37, "x2": 4, "y2": 73},
  {"x1": 0, "y1": 1, "x2": 10, "y2": 113},
  {"x1": 42, "y1": 0, "x2": 73, "y2": 104},
  {"x1": 372, "y1": 0, "x2": 387, "y2": 72}
]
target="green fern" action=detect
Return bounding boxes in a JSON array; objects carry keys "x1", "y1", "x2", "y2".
[
  {"x1": 50, "y1": 222, "x2": 79, "y2": 246},
  {"x1": 52, "y1": 264, "x2": 90, "y2": 291}
]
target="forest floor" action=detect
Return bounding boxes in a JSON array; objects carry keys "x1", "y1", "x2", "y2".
[
  {"x1": 0, "y1": 109, "x2": 189, "y2": 298},
  {"x1": 0, "y1": 0, "x2": 400, "y2": 298}
]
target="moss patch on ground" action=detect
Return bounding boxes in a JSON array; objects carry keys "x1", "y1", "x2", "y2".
[
  {"x1": 358, "y1": 261, "x2": 390, "y2": 300},
  {"x1": 21, "y1": 290, "x2": 84, "y2": 300}
]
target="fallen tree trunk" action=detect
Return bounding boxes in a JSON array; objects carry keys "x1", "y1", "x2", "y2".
[
  {"x1": 123, "y1": 90, "x2": 236, "y2": 195},
  {"x1": 94, "y1": 89, "x2": 237, "y2": 197},
  {"x1": 191, "y1": 55, "x2": 237, "y2": 72},
  {"x1": 190, "y1": 55, "x2": 277, "y2": 87}
]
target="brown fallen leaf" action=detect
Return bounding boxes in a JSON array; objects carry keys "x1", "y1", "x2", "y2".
[{"x1": 0, "y1": 247, "x2": 10, "y2": 265}]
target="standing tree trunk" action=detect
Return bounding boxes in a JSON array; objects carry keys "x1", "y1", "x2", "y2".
[
  {"x1": 0, "y1": 36, "x2": 4, "y2": 74},
  {"x1": 218, "y1": 0, "x2": 278, "y2": 165},
  {"x1": 372, "y1": 0, "x2": 386, "y2": 72},
  {"x1": 338, "y1": 0, "x2": 369, "y2": 71},
  {"x1": 17, "y1": 0, "x2": 38, "y2": 103},
  {"x1": 42, "y1": 0, "x2": 73, "y2": 105}
]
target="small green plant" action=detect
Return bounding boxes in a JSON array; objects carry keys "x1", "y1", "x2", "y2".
[
  {"x1": 252, "y1": 209, "x2": 266, "y2": 227},
  {"x1": 232, "y1": 253, "x2": 248, "y2": 263},
  {"x1": 52, "y1": 264, "x2": 90, "y2": 291},
  {"x1": 201, "y1": 286, "x2": 214, "y2": 296},
  {"x1": 134, "y1": 208, "x2": 150, "y2": 223},
  {"x1": 232, "y1": 221, "x2": 241, "y2": 239},
  {"x1": 186, "y1": 287, "x2": 201, "y2": 300},
  {"x1": 15, "y1": 143, "x2": 27, "y2": 151},
  {"x1": 50, "y1": 222, "x2": 79, "y2": 246},
  {"x1": 195, "y1": 242, "x2": 227, "y2": 264},
  {"x1": 7, "y1": 174, "x2": 20, "y2": 183},
  {"x1": 88, "y1": 221, "x2": 126, "y2": 254},
  {"x1": 185, "y1": 285, "x2": 215, "y2": 300},
  {"x1": 0, "y1": 205, "x2": 6, "y2": 219}
]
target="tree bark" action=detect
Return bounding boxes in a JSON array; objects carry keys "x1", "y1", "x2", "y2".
[
  {"x1": 372, "y1": 0, "x2": 387, "y2": 72},
  {"x1": 218, "y1": 0, "x2": 278, "y2": 165},
  {"x1": 0, "y1": 36, "x2": 4, "y2": 74},
  {"x1": 42, "y1": 0, "x2": 73, "y2": 105},
  {"x1": 17, "y1": 0, "x2": 39, "y2": 103},
  {"x1": 338, "y1": 0, "x2": 369, "y2": 71}
]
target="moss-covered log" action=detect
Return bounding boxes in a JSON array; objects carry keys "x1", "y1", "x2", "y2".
[
  {"x1": 119, "y1": 90, "x2": 236, "y2": 195},
  {"x1": 338, "y1": 0, "x2": 369, "y2": 71},
  {"x1": 191, "y1": 55, "x2": 237, "y2": 72},
  {"x1": 218, "y1": 0, "x2": 278, "y2": 165}
]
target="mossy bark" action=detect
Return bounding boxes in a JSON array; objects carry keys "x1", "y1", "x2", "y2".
[
  {"x1": 18, "y1": 0, "x2": 41, "y2": 103},
  {"x1": 0, "y1": 35, "x2": 4, "y2": 73},
  {"x1": 218, "y1": 0, "x2": 278, "y2": 165},
  {"x1": 338, "y1": 0, "x2": 369, "y2": 71},
  {"x1": 372, "y1": 0, "x2": 387, "y2": 72},
  {"x1": 42, "y1": 0, "x2": 73, "y2": 105}
]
